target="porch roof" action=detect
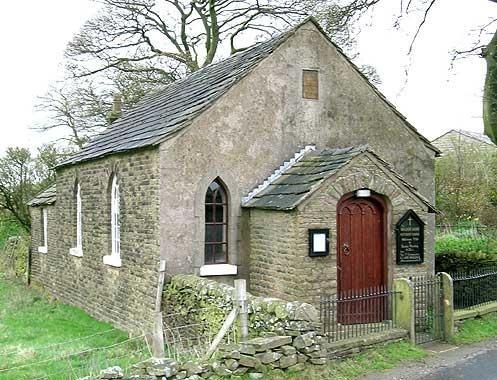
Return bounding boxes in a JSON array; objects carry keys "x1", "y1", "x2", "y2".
[
  {"x1": 242, "y1": 146, "x2": 437, "y2": 212},
  {"x1": 27, "y1": 184, "x2": 56, "y2": 207}
]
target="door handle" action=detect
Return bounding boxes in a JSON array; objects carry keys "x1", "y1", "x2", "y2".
[{"x1": 342, "y1": 243, "x2": 350, "y2": 255}]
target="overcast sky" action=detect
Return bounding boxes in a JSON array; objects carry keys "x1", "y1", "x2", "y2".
[{"x1": 0, "y1": 0, "x2": 495, "y2": 154}]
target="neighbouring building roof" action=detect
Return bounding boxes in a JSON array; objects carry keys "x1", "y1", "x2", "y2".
[
  {"x1": 27, "y1": 184, "x2": 57, "y2": 207},
  {"x1": 242, "y1": 146, "x2": 436, "y2": 212},
  {"x1": 58, "y1": 18, "x2": 439, "y2": 168},
  {"x1": 432, "y1": 129, "x2": 495, "y2": 147}
]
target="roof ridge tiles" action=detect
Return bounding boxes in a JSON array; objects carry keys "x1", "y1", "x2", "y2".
[
  {"x1": 243, "y1": 145, "x2": 436, "y2": 212},
  {"x1": 242, "y1": 145, "x2": 316, "y2": 204}
]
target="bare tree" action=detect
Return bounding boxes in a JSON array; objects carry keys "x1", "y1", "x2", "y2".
[
  {"x1": 33, "y1": 0, "x2": 387, "y2": 149},
  {"x1": 346, "y1": 0, "x2": 497, "y2": 145},
  {"x1": 35, "y1": 69, "x2": 163, "y2": 149},
  {"x1": 66, "y1": 0, "x2": 311, "y2": 77},
  {"x1": 65, "y1": 0, "x2": 399, "y2": 75},
  {"x1": 35, "y1": 82, "x2": 109, "y2": 149},
  {"x1": 484, "y1": 30, "x2": 497, "y2": 144}
]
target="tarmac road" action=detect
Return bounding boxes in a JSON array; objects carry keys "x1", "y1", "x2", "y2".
[
  {"x1": 362, "y1": 340, "x2": 497, "y2": 380},
  {"x1": 420, "y1": 348, "x2": 497, "y2": 380}
]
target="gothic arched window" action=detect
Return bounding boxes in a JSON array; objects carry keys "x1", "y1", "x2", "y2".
[
  {"x1": 110, "y1": 175, "x2": 120, "y2": 259},
  {"x1": 205, "y1": 179, "x2": 228, "y2": 264},
  {"x1": 69, "y1": 181, "x2": 83, "y2": 257}
]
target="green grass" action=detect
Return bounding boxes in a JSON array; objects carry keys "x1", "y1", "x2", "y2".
[
  {"x1": 237, "y1": 341, "x2": 426, "y2": 380},
  {"x1": 453, "y1": 314, "x2": 497, "y2": 345},
  {"x1": 0, "y1": 276, "x2": 427, "y2": 380},
  {"x1": 0, "y1": 276, "x2": 148, "y2": 379}
]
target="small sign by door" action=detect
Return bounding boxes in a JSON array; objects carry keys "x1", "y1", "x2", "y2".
[{"x1": 396, "y1": 210, "x2": 424, "y2": 264}]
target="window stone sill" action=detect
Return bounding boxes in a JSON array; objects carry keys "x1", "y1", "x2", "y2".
[
  {"x1": 199, "y1": 264, "x2": 237, "y2": 277},
  {"x1": 69, "y1": 247, "x2": 83, "y2": 257},
  {"x1": 103, "y1": 255, "x2": 122, "y2": 268},
  {"x1": 38, "y1": 246, "x2": 47, "y2": 254}
]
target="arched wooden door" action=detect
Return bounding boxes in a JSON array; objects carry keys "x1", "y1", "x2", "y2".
[{"x1": 337, "y1": 195, "x2": 387, "y2": 324}]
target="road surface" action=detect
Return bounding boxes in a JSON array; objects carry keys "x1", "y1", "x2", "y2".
[{"x1": 363, "y1": 340, "x2": 497, "y2": 380}]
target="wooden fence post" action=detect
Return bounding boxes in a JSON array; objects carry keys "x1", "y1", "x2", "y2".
[
  {"x1": 439, "y1": 272, "x2": 455, "y2": 341},
  {"x1": 26, "y1": 243, "x2": 32, "y2": 286},
  {"x1": 152, "y1": 259, "x2": 166, "y2": 358},
  {"x1": 234, "y1": 279, "x2": 249, "y2": 341},
  {"x1": 394, "y1": 278, "x2": 415, "y2": 344},
  {"x1": 204, "y1": 308, "x2": 239, "y2": 360}
]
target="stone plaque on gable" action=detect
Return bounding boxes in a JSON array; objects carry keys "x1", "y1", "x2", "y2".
[{"x1": 396, "y1": 210, "x2": 424, "y2": 264}]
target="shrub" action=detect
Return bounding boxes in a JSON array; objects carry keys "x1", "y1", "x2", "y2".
[
  {"x1": 435, "y1": 235, "x2": 497, "y2": 256},
  {"x1": 0, "y1": 216, "x2": 25, "y2": 250},
  {"x1": 435, "y1": 229, "x2": 497, "y2": 273}
]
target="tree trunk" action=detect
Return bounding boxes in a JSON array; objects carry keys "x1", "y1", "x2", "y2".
[{"x1": 484, "y1": 29, "x2": 497, "y2": 144}]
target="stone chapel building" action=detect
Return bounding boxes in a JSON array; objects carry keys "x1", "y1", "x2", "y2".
[{"x1": 28, "y1": 18, "x2": 439, "y2": 331}]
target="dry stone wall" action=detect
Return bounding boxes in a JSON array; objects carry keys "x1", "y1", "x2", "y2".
[
  {"x1": 90, "y1": 327, "x2": 408, "y2": 380},
  {"x1": 85, "y1": 274, "x2": 408, "y2": 380},
  {"x1": 163, "y1": 275, "x2": 319, "y2": 338},
  {"x1": 93, "y1": 333, "x2": 327, "y2": 380}
]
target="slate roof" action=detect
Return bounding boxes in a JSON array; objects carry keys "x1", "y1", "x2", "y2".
[
  {"x1": 58, "y1": 23, "x2": 296, "y2": 167},
  {"x1": 59, "y1": 17, "x2": 439, "y2": 168},
  {"x1": 433, "y1": 129, "x2": 495, "y2": 147},
  {"x1": 242, "y1": 146, "x2": 436, "y2": 212},
  {"x1": 27, "y1": 185, "x2": 57, "y2": 207}
]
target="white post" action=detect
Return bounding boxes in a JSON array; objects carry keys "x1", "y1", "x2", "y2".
[
  {"x1": 234, "y1": 279, "x2": 249, "y2": 341},
  {"x1": 152, "y1": 259, "x2": 166, "y2": 358}
]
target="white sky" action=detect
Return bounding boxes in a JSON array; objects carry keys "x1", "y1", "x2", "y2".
[{"x1": 0, "y1": 0, "x2": 495, "y2": 154}]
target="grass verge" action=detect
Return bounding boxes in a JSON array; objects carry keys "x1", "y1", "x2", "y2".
[
  {"x1": 0, "y1": 268, "x2": 428, "y2": 380},
  {"x1": 237, "y1": 341, "x2": 427, "y2": 380},
  {"x1": 453, "y1": 313, "x2": 497, "y2": 344},
  {"x1": 0, "y1": 275, "x2": 148, "y2": 379}
]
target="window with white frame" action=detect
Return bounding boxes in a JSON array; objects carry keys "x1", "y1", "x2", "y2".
[
  {"x1": 38, "y1": 208, "x2": 48, "y2": 253},
  {"x1": 69, "y1": 183, "x2": 83, "y2": 257},
  {"x1": 104, "y1": 175, "x2": 121, "y2": 267}
]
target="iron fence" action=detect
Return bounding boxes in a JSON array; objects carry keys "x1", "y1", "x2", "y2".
[
  {"x1": 436, "y1": 224, "x2": 497, "y2": 239},
  {"x1": 451, "y1": 268, "x2": 497, "y2": 310},
  {"x1": 319, "y1": 285, "x2": 398, "y2": 343},
  {"x1": 410, "y1": 275, "x2": 444, "y2": 344}
]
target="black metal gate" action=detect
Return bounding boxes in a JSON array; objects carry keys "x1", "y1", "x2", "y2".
[{"x1": 411, "y1": 274, "x2": 444, "y2": 344}]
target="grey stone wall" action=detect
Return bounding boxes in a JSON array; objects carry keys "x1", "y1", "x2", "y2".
[
  {"x1": 249, "y1": 154, "x2": 433, "y2": 306},
  {"x1": 29, "y1": 148, "x2": 161, "y2": 331},
  {"x1": 30, "y1": 204, "x2": 55, "y2": 280},
  {"x1": 158, "y1": 20, "x2": 436, "y2": 284},
  {"x1": 248, "y1": 210, "x2": 304, "y2": 300}
]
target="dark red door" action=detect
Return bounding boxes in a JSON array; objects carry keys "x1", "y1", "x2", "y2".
[{"x1": 337, "y1": 196, "x2": 386, "y2": 324}]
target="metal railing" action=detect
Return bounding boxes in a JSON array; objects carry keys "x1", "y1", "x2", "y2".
[
  {"x1": 436, "y1": 224, "x2": 497, "y2": 239},
  {"x1": 451, "y1": 268, "x2": 497, "y2": 310},
  {"x1": 410, "y1": 275, "x2": 444, "y2": 344},
  {"x1": 320, "y1": 285, "x2": 398, "y2": 343}
]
